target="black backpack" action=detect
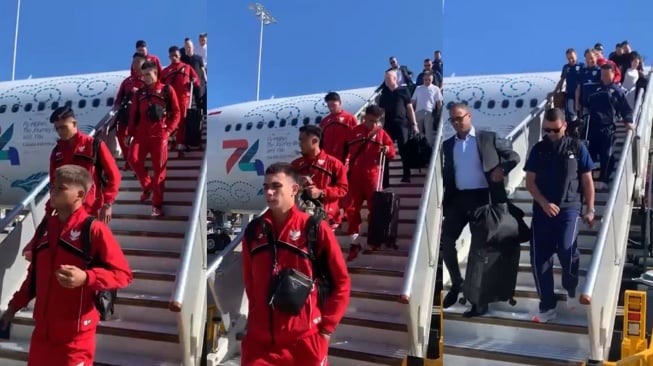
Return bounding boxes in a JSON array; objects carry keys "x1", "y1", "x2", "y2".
[
  {"x1": 244, "y1": 215, "x2": 332, "y2": 307},
  {"x1": 30, "y1": 216, "x2": 117, "y2": 321}
]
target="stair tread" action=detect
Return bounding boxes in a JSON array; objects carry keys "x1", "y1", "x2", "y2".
[
  {"x1": 330, "y1": 338, "x2": 406, "y2": 360},
  {"x1": 344, "y1": 309, "x2": 406, "y2": 327},
  {"x1": 350, "y1": 283, "x2": 400, "y2": 298},
  {"x1": 116, "y1": 291, "x2": 169, "y2": 304}
]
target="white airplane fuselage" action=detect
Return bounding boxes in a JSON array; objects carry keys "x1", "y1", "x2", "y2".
[
  {"x1": 207, "y1": 71, "x2": 560, "y2": 213},
  {"x1": 0, "y1": 71, "x2": 129, "y2": 207}
]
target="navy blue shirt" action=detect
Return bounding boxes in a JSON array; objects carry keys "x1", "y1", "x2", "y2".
[
  {"x1": 578, "y1": 65, "x2": 601, "y2": 106},
  {"x1": 524, "y1": 136, "x2": 594, "y2": 209},
  {"x1": 587, "y1": 82, "x2": 634, "y2": 128},
  {"x1": 561, "y1": 62, "x2": 584, "y2": 98}
]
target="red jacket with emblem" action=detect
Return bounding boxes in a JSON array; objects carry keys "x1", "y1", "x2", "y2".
[
  {"x1": 290, "y1": 150, "x2": 348, "y2": 219},
  {"x1": 128, "y1": 81, "x2": 181, "y2": 139},
  {"x1": 45, "y1": 132, "x2": 121, "y2": 215},
  {"x1": 242, "y1": 206, "x2": 351, "y2": 345},
  {"x1": 114, "y1": 75, "x2": 145, "y2": 109},
  {"x1": 345, "y1": 124, "x2": 396, "y2": 177},
  {"x1": 320, "y1": 111, "x2": 358, "y2": 163},
  {"x1": 160, "y1": 62, "x2": 200, "y2": 106},
  {"x1": 130, "y1": 54, "x2": 163, "y2": 78},
  {"x1": 8, "y1": 208, "x2": 133, "y2": 342}
]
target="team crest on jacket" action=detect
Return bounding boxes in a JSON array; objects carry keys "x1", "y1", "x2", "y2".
[
  {"x1": 70, "y1": 229, "x2": 81, "y2": 241},
  {"x1": 289, "y1": 230, "x2": 301, "y2": 241},
  {"x1": 78, "y1": 145, "x2": 86, "y2": 152},
  {"x1": 317, "y1": 159, "x2": 325, "y2": 165},
  {"x1": 338, "y1": 117, "x2": 343, "y2": 122}
]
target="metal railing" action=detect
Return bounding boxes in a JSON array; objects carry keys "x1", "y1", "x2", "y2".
[
  {"x1": 581, "y1": 74, "x2": 653, "y2": 361},
  {"x1": 398, "y1": 111, "x2": 445, "y2": 357},
  {"x1": 354, "y1": 86, "x2": 385, "y2": 122},
  {"x1": 169, "y1": 154, "x2": 208, "y2": 366},
  {"x1": 632, "y1": 71, "x2": 653, "y2": 201}
]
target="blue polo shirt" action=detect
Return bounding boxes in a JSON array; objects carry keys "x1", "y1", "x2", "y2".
[
  {"x1": 524, "y1": 136, "x2": 594, "y2": 210},
  {"x1": 578, "y1": 65, "x2": 601, "y2": 106},
  {"x1": 561, "y1": 62, "x2": 584, "y2": 98}
]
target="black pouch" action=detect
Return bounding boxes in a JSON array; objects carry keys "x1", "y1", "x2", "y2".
[
  {"x1": 268, "y1": 267, "x2": 314, "y2": 315},
  {"x1": 146, "y1": 103, "x2": 166, "y2": 121},
  {"x1": 95, "y1": 289, "x2": 117, "y2": 321}
]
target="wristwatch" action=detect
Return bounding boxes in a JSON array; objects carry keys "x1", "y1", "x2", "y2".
[{"x1": 103, "y1": 203, "x2": 112, "y2": 209}]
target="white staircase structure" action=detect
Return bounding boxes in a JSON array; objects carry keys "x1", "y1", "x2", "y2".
[
  {"x1": 0, "y1": 110, "x2": 209, "y2": 366},
  {"x1": 442, "y1": 74, "x2": 653, "y2": 365},
  {"x1": 206, "y1": 87, "x2": 446, "y2": 365}
]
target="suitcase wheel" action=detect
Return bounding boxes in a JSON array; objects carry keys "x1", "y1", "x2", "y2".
[
  {"x1": 458, "y1": 297, "x2": 467, "y2": 305},
  {"x1": 508, "y1": 298, "x2": 517, "y2": 306}
]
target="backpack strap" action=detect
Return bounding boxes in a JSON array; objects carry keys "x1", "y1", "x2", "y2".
[
  {"x1": 92, "y1": 136, "x2": 106, "y2": 189},
  {"x1": 81, "y1": 216, "x2": 96, "y2": 268},
  {"x1": 28, "y1": 217, "x2": 50, "y2": 298},
  {"x1": 305, "y1": 215, "x2": 322, "y2": 262},
  {"x1": 243, "y1": 217, "x2": 263, "y2": 244}
]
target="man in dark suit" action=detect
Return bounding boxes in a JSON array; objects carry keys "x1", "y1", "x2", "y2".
[{"x1": 440, "y1": 102, "x2": 520, "y2": 315}]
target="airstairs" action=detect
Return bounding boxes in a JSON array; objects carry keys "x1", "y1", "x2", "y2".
[
  {"x1": 442, "y1": 74, "x2": 653, "y2": 365},
  {"x1": 0, "y1": 109, "x2": 209, "y2": 365},
  {"x1": 206, "y1": 88, "x2": 445, "y2": 365}
]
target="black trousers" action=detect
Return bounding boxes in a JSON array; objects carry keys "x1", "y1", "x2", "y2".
[{"x1": 382, "y1": 124, "x2": 410, "y2": 188}]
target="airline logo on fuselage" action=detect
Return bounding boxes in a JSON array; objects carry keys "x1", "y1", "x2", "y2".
[
  {"x1": 223, "y1": 139, "x2": 265, "y2": 195},
  {"x1": 0, "y1": 124, "x2": 20, "y2": 166}
]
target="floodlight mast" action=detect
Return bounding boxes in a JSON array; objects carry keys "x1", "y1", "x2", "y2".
[{"x1": 248, "y1": 3, "x2": 276, "y2": 101}]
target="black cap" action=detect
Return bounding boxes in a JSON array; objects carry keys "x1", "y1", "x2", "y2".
[
  {"x1": 135, "y1": 40, "x2": 147, "y2": 48},
  {"x1": 594, "y1": 43, "x2": 603, "y2": 51},
  {"x1": 49, "y1": 106, "x2": 75, "y2": 123}
]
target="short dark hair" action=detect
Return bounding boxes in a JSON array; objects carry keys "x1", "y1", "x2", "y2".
[
  {"x1": 449, "y1": 102, "x2": 469, "y2": 112},
  {"x1": 324, "y1": 92, "x2": 340, "y2": 103},
  {"x1": 136, "y1": 40, "x2": 147, "y2": 48},
  {"x1": 543, "y1": 108, "x2": 565, "y2": 123},
  {"x1": 50, "y1": 106, "x2": 75, "y2": 123},
  {"x1": 265, "y1": 162, "x2": 299, "y2": 183},
  {"x1": 141, "y1": 60, "x2": 158, "y2": 72},
  {"x1": 299, "y1": 125, "x2": 322, "y2": 140},
  {"x1": 424, "y1": 58, "x2": 432, "y2": 63},
  {"x1": 199, "y1": 33, "x2": 207, "y2": 37},
  {"x1": 169, "y1": 46, "x2": 180, "y2": 54},
  {"x1": 565, "y1": 48, "x2": 575, "y2": 54},
  {"x1": 365, "y1": 105, "x2": 384, "y2": 118},
  {"x1": 133, "y1": 52, "x2": 146, "y2": 59},
  {"x1": 600, "y1": 63, "x2": 614, "y2": 71}
]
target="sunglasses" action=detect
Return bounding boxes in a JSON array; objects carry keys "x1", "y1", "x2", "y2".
[
  {"x1": 543, "y1": 127, "x2": 562, "y2": 133},
  {"x1": 449, "y1": 114, "x2": 469, "y2": 123}
]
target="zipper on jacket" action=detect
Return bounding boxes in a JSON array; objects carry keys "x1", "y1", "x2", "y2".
[
  {"x1": 77, "y1": 286, "x2": 84, "y2": 333},
  {"x1": 43, "y1": 243, "x2": 58, "y2": 341}
]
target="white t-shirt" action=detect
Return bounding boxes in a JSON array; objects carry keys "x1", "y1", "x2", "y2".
[{"x1": 411, "y1": 84, "x2": 442, "y2": 112}]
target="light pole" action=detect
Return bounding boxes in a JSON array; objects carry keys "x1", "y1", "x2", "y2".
[
  {"x1": 248, "y1": 3, "x2": 276, "y2": 101},
  {"x1": 11, "y1": 0, "x2": 21, "y2": 81}
]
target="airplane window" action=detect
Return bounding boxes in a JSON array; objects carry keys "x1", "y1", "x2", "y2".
[
  {"x1": 530, "y1": 98, "x2": 538, "y2": 108},
  {"x1": 225, "y1": 124, "x2": 231, "y2": 132},
  {"x1": 64, "y1": 100, "x2": 73, "y2": 108},
  {"x1": 302, "y1": 117, "x2": 310, "y2": 126},
  {"x1": 92, "y1": 98, "x2": 100, "y2": 108},
  {"x1": 37, "y1": 102, "x2": 45, "y2": 111},
  {"x1": 78, "y1": 99, "x2": 87, "y2": 109},
  {"x1": 256, "y1": 121, "x2": 264, "y2": 129},
  {"x1": 11, "y1": 104, "x2": 19, "y2": 113},
  {"x1": 107, "y1": 98, "x2": 115, "y2": 106},
  {"x1": 473, "y1": 101, "x2": 482, "y2": 109},
  {"x1": 235, "y1": 123, "x2": 242, "y2": 131},
  {"x1": 291, "y1": 118, "x2": 298, "y2": 127},
  {"x1": 51, "y1": 101, "x2": 59, "y2": 110},
  {"x1": 315, "y1": 116, "x2": 323, "y2": 124},
  {"x1": 279, "y1": 119, "x2": 287, "y2": 127},
  {"x1": 516, "y1": 99, "x2": 524, "y2": 108},
  {"x1": 501, "y1": 100, "x2": 509, "y2": 109},
  {"x1": 487, "y1": 100, "x2": 496, "y2": 109},
  {"x1": 246, "y1": 122, "x2": 253, "y2": 130},
  {"x1": 0, "y1": 105, "x2": 5, "y2": 113},
  {"x1": 268, "y1": 120, "x2": 275, "y2": 128},
  {"x1": 24, "y1": 103, "x2": 33, "y2": 112},
  {"x1": 446, "y1": 101, "x2": 455, "y2": 110}
]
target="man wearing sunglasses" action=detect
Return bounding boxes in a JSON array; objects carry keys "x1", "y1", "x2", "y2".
[{"x1": 524, "y1": 108, "x2": 596, "y2": 323}]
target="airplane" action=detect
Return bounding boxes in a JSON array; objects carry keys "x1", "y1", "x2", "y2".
[
  {"x1": 207, "y1": 71, "x2": 560, "y2": 213},
  {"x1": 0, "y1": 70, "x2": 129, "y2": 207}
]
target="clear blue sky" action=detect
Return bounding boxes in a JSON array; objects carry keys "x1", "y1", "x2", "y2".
[
  {"x1": 0, "y1": 1, "x2": 206, "y2": 81},
  {"x1": 211, "y1": 0, "x2": 443, "y2": 107},
  {"x1": 444, "y1": 0, "x2": 653, "y2": 76}
]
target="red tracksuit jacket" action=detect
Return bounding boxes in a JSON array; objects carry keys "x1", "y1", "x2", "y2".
[
  {"x1": 320, "y1": 111, "x2": 358, "y2": 162},
  {"x1": 242, "y1": 206, "x2": 351, "y2": 345},
  {"x1": 291, "y1": 150, "x2": 348, "y2": 220},
  {"x1": 128, "y1": 81, "x2": 181, "y2": 139},
  {"x1": 345, "y1": 124, "x2": 396, "y2": 176},
  {"x1": 160, "y1": 62, "x2": 200, "y2": 107},
  {"x1": 9, "y1": 207, "x2": 133, "y2": 342},
  {"x1": 45, "y1": 132, "x2": 121, "y2": 215},
  {"x1": 115, "y1": 75, "x2": 145, "y2": 109}
]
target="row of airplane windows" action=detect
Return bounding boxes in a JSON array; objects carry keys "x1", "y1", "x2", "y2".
[
  {"x1": 0, "y1": 97, "x2": 116, "y2": 114},
  {"x1": 223, "y1": 97, "x2": 542, "y2": 133}
]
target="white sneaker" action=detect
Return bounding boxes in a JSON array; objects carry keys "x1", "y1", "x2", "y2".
[
  {"x1": 566, "y1": 294, "x2": 577, "y2": 311},
  {"x1": 532, "y1": 308, "x2": 557, "y2": 323}
]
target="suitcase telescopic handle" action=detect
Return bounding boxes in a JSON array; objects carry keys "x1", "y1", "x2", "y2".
[{"x1": 376, "y1": 148, "x2": 386, "y2": 191}]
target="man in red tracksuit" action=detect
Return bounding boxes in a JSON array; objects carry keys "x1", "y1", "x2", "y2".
[
  {"x1": 21, "y1": 107, "x2": 122, "y2": 261},
  {"x1": 241, "y1": 162, "x2": 351, "y2": 366},
  {"x1": 291, "y1": 125, "x2": 348, "y2": 230},
  {"x1": 1, "y1": 164, "x2": 133, "y2": 366},
  {"x1": 127, "y1": 60, "x2": 181, "y2": 216},
  {"x1": 344, "y1": 105, "x2": 395, "y2": 261},
  {"x1": 161, "y1": 46, "x2": 200, "y2": 156},
  {"x1": 134, "y1": 40, "x2": 162, "y2": 77},
  {"x1": 114, "y1": 52, "x2": 147, "y2": 170}
]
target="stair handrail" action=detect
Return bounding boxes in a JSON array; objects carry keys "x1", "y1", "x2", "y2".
[
  {"x1": 0, "y1": 108, "x2": 117, "y2": 233},
  {"x1": 353, "y1": 85, "x2": 385, "y2": 123},
  {"x1": 169, "y1": 153, "x2": 208, "y2": 366},
  {"x1": 398, "y1": 110, "x2": 445, "y2": 357},
  {"x1": 632, "y1": 70, "x2": 653, "y2": 201},
  {"x1": 580, "y1": 73, "x2": 653, "y2": 361}
]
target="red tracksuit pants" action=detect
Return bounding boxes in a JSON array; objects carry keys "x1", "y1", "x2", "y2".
[
  {"x1": 116, "y1": 123, "x2": 130, "y2": 169},
  {"x1": 129, "y1": 133, "x2": 169, "y2": 207},
  {"x1": 345, "y1": 174, "x2": 377, "y2": 235},
  {"x1": 27, "y1": 326, "x2": 96, "y2": 366},
  {"x1": 241, "y1": 332, "x2": 329, "y2": 366},
  {"x1": 174, "y1": 97, "x2": 189, "y2": 145}
]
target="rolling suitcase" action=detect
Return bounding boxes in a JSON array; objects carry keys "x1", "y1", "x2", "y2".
[
  {"x1": 460, "y1": 238, "x2": 520, "y2": 307},
  {"x1": 367, "y1": 150, "x2": 400, "y2": 249}
]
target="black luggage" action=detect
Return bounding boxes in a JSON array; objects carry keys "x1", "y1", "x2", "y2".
[
  {"x1": 185, "y1": 108, "x2": 203, "y2": 147},
  {"x1": 367, "y1": 150, "x2": 400, "y2": 248},
  {"x1": 404, "y1": 133, "x2": 432, "y2": 169},
  {"x1": 461, "y1": 241, "x2": 520, "y2": 307}
]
